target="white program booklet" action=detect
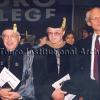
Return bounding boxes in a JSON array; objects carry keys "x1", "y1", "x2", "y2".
[
  {"x1": 64, "y1": 94, "x2": 76, "y2": 100},
  {"x1": 0, "y1": 67, "x2": 20, "y2": 89},
  {"x1": 52, "y1": 74, "x2": 71, "y2": 89},
  {"x1": 52, "y1": 74, "x2": 76, "y2": 100}
]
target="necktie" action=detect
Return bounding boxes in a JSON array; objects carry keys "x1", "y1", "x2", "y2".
[{"x1": 94, "y1": 35, "x2": 100, "y2": 83}]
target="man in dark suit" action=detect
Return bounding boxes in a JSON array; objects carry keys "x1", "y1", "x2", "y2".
[{"x1": 52, "y1": 7, "x2": 100, "y2": 100}]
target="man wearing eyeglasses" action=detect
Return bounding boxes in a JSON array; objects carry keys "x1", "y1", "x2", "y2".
[
  {"x1": 0, "y1": 29, "x2": 35, "y2": 100},
  {"x1": 2, "y1": 29, "x2": 21, "y2": 52}
]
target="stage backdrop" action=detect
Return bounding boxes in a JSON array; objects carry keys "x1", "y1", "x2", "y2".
[{"x1": 0, "y1": 0, "x2": 72, "y2": 38}]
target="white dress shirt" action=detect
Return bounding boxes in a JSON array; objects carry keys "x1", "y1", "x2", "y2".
[{"x1": 90, "y1": 33, "x2": 100, "y2": 80}]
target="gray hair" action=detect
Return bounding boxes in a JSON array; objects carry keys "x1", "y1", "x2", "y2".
[
  {"x1": 85, "y1": 7, "x2": 100, "y2": 23},
  {"x1": 85, "y1": 10, "x2": 90, "y2": 23}
]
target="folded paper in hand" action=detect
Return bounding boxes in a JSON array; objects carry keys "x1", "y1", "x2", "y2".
[
  {"x1": 52, "y1": 74, "x2": 71, "y2": 89},
  {"x1": 64, "y1": 94, "x2": 76, "y2": 100},
  {"x1": 0, "y1": 67, "x2": 20, "y2": 89},
  {"x1": 52, "y1": 74, "x2": 76, "y2": 100}
]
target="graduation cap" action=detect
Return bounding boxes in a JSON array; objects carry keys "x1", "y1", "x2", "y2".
[
  {"x1": 2, "y1": 23, "x2": 20, "y2": 36},
  {"x1": 47, "y1": 17, "x2": 67, "y2": 30}
]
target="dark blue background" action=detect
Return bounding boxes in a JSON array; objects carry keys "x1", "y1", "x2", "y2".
[{"x1": 0, "y1": 0, "x2": 72, "y2": 38}]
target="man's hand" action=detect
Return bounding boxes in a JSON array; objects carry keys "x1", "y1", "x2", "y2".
[
  {"x1": 6, "y1": 92, "x2": 21, "y2": 100},
  {"x1": 52, "y1": 88, "x2": 65, "y2": 100},
  {"x1": 0, "y1": 88, "x2": 11, "y2": 99}
]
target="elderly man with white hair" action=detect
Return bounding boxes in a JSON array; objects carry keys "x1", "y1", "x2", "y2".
[{"x1": 0, "y1": 26, "x2": 36, "y2": 100}]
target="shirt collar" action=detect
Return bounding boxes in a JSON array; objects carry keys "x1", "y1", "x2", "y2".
[{"x1": 93, "y1": 32, "x2": 100, "y2": 42}]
